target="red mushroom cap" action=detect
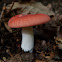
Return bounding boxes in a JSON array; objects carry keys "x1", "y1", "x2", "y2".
[{"x1": 8, "y1": 14, "x2": 50, "y2": 28}]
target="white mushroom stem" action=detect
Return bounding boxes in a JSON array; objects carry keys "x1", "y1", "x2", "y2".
[{"x1": 21, "y1": 27, "x2": 34, "y2": 52}]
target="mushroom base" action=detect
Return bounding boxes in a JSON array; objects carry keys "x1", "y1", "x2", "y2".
[{"x1": 21, "y1": 27, "x2": 34, "y2": 52}]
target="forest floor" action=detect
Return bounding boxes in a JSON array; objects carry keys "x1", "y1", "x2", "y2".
[{"x1": 0, "y1": 0, "x2": 62, "y2": 62}]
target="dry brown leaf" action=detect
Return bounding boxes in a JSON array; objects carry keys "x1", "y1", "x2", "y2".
[
  {"x1": 40, "y1": 51, "x2": 45, "y2": 57},
  {"x1": 6, "y1": 2, "x2": 55, "y2": 15},
  {"x1": 31, "y1": 2, "x2": 55, "y2": 15},
  {"x1": 50, "y1": 52, "x2": 55, "y2": 58},
  {"x1": 6, "y1": 2, "x2": 21, "y2": 10},
  {"x1": 21, "y1": 6, "x2": 33, "y2": 15},
  {"x1": 45, "y1": 56, "x2": 51, "y2": 59},
  {"x1": 7, "y1": 54, "x2": 22, "y2": 62},
  {"x1": 35, "y1": 59, "x2": 45, "y2": 62},
  {"x1": 58, "y1": 44, "x2": 62, "y2": 49}
]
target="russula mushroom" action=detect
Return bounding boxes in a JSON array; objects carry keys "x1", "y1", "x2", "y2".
[{"x1": 8, "y1": 14, "x2": 50, "y2": 52}]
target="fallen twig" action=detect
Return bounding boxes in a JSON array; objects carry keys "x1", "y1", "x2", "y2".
[
  {"x1": 7, "y1": 1, "x2": 14, "y2": 13},
  {"x1": 0, "y1": 3, "x2": 6, "y2": 21}
]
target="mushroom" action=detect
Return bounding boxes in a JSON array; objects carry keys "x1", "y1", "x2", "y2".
[{"x1": 8, "y1": 14, "x2": 50, "y2": 52}]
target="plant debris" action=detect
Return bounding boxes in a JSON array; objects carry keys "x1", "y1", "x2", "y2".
[{"x1": 0, "y1": 0, "x2": 62, "y2": 62}]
